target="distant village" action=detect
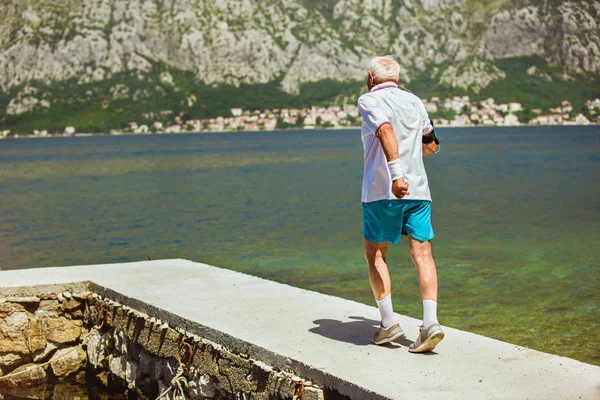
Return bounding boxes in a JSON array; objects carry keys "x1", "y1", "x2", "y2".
[{"x1": 1, "y1": 96, "x2": 599, "y2": 138}]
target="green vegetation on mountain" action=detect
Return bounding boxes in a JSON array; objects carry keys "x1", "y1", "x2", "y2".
[
  {"x1": 1, "y1": 0, "x2": 599, "y2": 133},
  {"x1": 476, "y1": 56, "x2": 600, "y2": 110},
  {"x1": 0, "y1": 62, "x2": 363, "y2": 133},
  {"x1": 1, "y1": 54, "x2": 598, "y2": 134},
  {"x1": 409, "y1": 55, "x2": 600, "y2": 110}
]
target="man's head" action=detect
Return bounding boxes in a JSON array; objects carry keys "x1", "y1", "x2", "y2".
[{"x1": 367, "y1": 56, "x2": 400, "y2": 90}]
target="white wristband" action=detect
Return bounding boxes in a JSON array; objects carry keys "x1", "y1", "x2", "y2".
[{"x1": 387, "y1": 159, "x2": 404, "y2": 181}]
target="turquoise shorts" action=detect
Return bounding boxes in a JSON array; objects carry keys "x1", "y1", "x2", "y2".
[{"x1": 362, "y1": 199, "x2": 434, "y2": 244}]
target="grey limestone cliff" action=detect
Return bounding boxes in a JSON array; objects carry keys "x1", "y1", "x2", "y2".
[{"x1": 0, "y1": 0, "x2": 599, "y2": 117}]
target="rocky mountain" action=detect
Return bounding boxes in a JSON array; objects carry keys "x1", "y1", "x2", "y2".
[{"x1": 0, "y1": 0, "x2": 599, "y2": 131}]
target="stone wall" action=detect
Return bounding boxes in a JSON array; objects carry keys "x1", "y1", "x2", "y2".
[
  {"x1": 0, "y1": 290, "x2": 329, "y2": 400},
  {"x1": 0, "y1": 291, "x2": 89, "y2": 396}
]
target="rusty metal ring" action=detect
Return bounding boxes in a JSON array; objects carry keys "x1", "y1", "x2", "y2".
[
  {"x1": 95, "y1": 303, "x2": 108, "y2": 329},
  {"x1": 177, "y1": 337, "x2": 194, "y2": 367}
]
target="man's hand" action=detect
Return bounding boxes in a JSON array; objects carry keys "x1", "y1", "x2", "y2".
[
  {"x1": 423, "y1": 142, "x2": 436, "y2": 156},
  {"x1": 422, "y1": 130, "x2": 439, "y2": 156},
  {"x1": 392, "y1": 178, "x2": 410, "y2": 199}
]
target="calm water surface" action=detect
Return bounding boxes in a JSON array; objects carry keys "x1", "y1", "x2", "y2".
[{"x1": 1, "y1": 126, "x2": 598, "y2": 365}]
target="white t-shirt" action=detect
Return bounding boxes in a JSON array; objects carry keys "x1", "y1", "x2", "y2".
[{"x1": 358, "y1": 82, "x2": 433, "y2": 203}]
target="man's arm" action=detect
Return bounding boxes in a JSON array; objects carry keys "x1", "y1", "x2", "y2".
[
  {"x1": 420, "y1": 108, "x2": 438, "y2": 157},
  {"x1": 422, "y1": 120, "x2": 439, "y2": 157},
  {"x1": 422, "y1": 137, "x2": 437, "y2": 156},
  {"x1": 377, "y1": 123, "x2": 409, "y2": 199}
]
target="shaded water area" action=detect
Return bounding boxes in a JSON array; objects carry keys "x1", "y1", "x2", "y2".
[
  {"x1": 2, "y1": 380, "x2": 127, "y2": 399},
  {"x1": 1, "y1": 126, "x2": 598, "y2": 369}
]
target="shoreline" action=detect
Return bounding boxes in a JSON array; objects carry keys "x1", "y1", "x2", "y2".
[{"x1": 1, "y1": 123, "x2": 598, "y2": 139}]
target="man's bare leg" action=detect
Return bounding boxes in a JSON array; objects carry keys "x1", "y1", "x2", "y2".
[
  {"x1": 407, "y1": 234, "x2": 444, "y2": 352},
  {"x1": 407, "y1": 234, "x2": 438, "y2": 303},
  {"x1": 364, "y1": 239, "x2": 404, "y2": 343},
  {"x1": 364, "y1": 239, "x2": 391, "y2": 300}
]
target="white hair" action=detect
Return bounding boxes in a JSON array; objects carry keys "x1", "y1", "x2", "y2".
[{"x1": 368, "y1": 55, "x2": 400, "y2": 82}]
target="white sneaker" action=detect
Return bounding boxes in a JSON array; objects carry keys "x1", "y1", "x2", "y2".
[
  {"x1": 373, "y1": 322, "x2": 405, "y2": 345},
  {"x1": 408, "y1": 323, "x2": 444, "y2": 353}
]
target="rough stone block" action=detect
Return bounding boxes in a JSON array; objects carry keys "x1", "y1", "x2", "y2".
[
  {"x1": 162, "y1": 358, "x2": 179, "y2": 383},
  {"x1": 72, "y1": 292, "x2": 89, "y2": 300},
  {"x1": 191, "y1": 342, "x2": 220, "y2": 376},
  {"x1": 61, "y1": 298, "x2": 83, "y2": 312},
  {"x1": 114, "y1": 329, "x2": 127, "y2": 352},
  {"x1": 109, "y1": 354, "x2": 140, "y2": 384},
  {"x1": 49, "y1": 346, "x2": 86, "y2": 379},
  {"x1": 269, "y1": 373, "x2": 300, "y2": 399},
  {"x1": 302, "y1": 385, "x2": 325, "y2": 400},
  {"x1": 0, "y1": 363, "x2": 47, "y2": 388},
  {"x1": 138, "y1": 322, "x2": 180, "y2": 360},
  {"x1": 69, "y1": 308, "x2": 84, "y2": 319},
  {"x1": 119, "y1": 329, "x2": 139, "y2": 360},
  {"x1": 39, "y1": 299, "x2": 59, "y2": 312},
  {"x1": 6, "y1": 297, "x2": 40, "y2": 304},
  {"x1": 32, "y1": 341, "x2": 59, "y2": 363},
  {"x1": 109, "y1": 354, "x2": 127, "y2": 381},
  {"x1": 188, "y1": 381, "x2": 201, "y2": 400},
  {"x1": 86, "y1": 330, "x2": 105, "y2": 367},
  {"x1": 0, "y1": 311, "x2": 28, "y2": 338},
  {"x1": 0, "y1": 353, "x2": 23, "y2": 368},
  {"x1": 75, "y1": 370, "x2": 86, "y2": 384},
  {"x1": 125, "y1": 360, "x2": 139, "y2": 384},
  {"x1": 214, "y1": 352, "x2": 253, "y2": 393},
  {"x1": 0, "y1": 312, "x2": 30, "y2": 354},
  {"x1": 26, "y1": 317, "x2": 47, "y2": 353},
  {"x1": 35, "y1": 309, "x2": 59, "y2": 319},
  {"x1": 0, "y1": 302, "x2": 26, "y2": 316},
  {"x1": 0, "y1": 312, "x2": 47, "y2": 355},
  {"x1": 41, "y1": 316, "x2": 83, "y2": 344},
  {"x1": 197, "y1": 373, "x2": 218, "y2": 398}
]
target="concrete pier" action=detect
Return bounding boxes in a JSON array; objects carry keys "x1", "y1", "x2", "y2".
[{"x1": 1, "y1": 259, "x2": 598, "y2": 399}]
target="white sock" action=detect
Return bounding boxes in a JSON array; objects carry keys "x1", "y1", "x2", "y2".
[
  {"x1": 422, "y1": 300, "x2": 438, "y2": 328},
  {"x1": 375, "y1": 294, "x2": 396, "y2": 328}
]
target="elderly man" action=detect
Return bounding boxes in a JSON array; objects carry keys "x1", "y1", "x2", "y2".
[{"x1": 358, "y1": 55, "x2": 443, "y2": 353}]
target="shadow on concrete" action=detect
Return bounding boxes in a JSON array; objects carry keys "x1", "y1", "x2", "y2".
[{"x1": 309, "y1": 316, "x2": 414, "y2": 348}]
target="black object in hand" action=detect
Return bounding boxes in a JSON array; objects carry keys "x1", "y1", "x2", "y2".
[{"x1": 423, "y1": 119, "x2": 439, "y2": 145}]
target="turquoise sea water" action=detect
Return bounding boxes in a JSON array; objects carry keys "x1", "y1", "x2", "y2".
[{"x1": 1, "y1": 126, "x2": 598, "y2": 365}]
